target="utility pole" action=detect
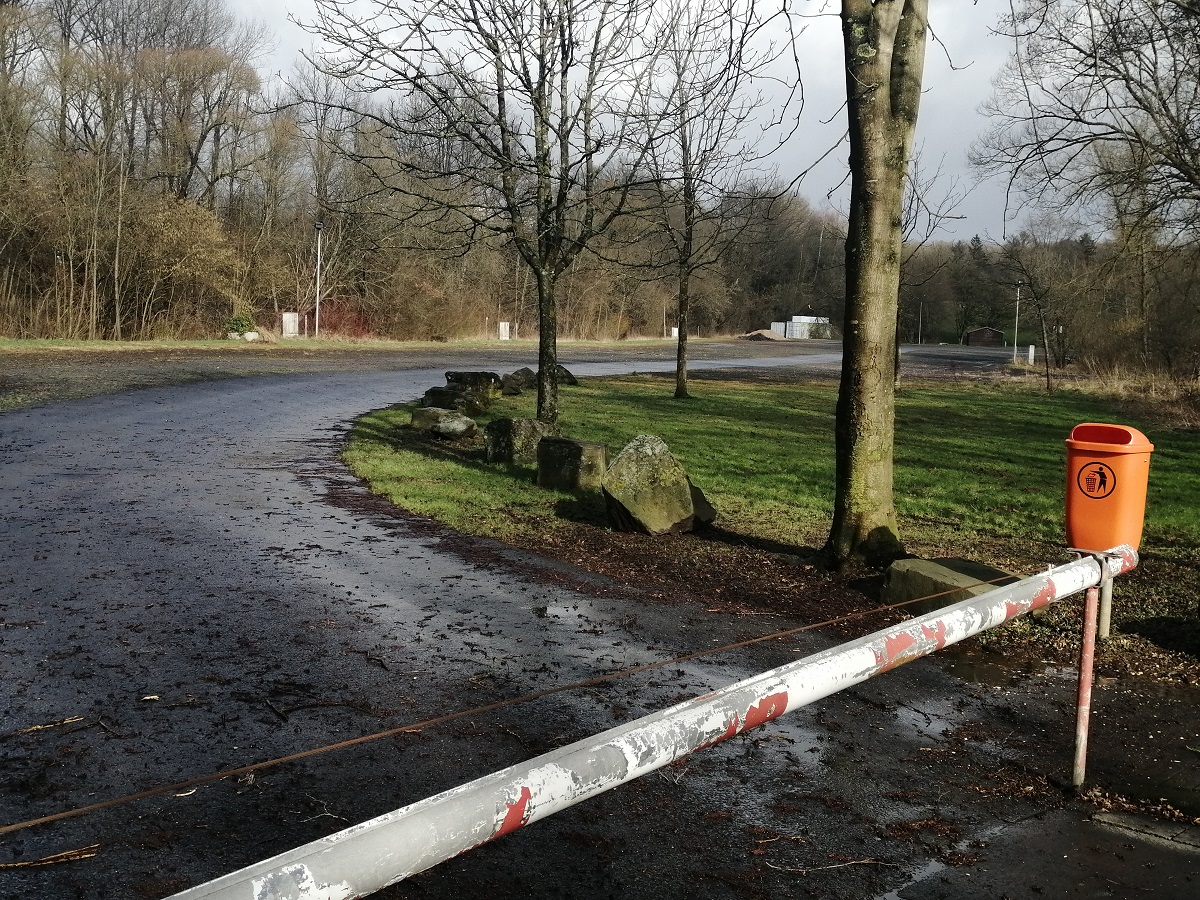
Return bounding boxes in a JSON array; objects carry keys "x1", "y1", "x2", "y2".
[
  {"x1": 315, "y1": 221, "x2": 324, "y2": 338},
  {"x1": 1012, "y1": 280, "x2": 1022, "y2": 363}
]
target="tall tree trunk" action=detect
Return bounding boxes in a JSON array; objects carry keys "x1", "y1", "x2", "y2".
[
  {"x1": 535, "y1": 268, "x2": 559, "y2": 424},
  {"x1": 112, "y1": 155, "x2": 126, "y2": 340},
  {"x1": 675, "y1": 262, "x2": 691, "y2": 399},
  {"x1": 826, "y1": 0, "x2": 928, "y2": 567},
  {"x1": 1039, "y1": 312, "x2": 1053, "y2": 393},
  {"x1": 675, "y1": 163, "x2": 697, "y2": 400}
]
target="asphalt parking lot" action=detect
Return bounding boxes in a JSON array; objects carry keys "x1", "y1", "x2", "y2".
[{"x1": 1, "y1": 342, "x2": 1195, "y2": 899}]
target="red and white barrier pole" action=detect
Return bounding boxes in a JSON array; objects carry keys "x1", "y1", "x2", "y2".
[
  {"x1": 172, "y1": 547, "x2": 1137, "y2": 900},
  {"x1": 1073, "y1": 583, "x2": 1101, "y2": 788}
]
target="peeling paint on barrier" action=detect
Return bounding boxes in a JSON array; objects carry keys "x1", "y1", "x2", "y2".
[
  {"x1": 252, "y1": 864, "x2": 354, "y2": 900},
  {"x1": 496, "y1": 786, "x2": 533, "y2": 838},
  {"x1": 1028, "y1": 582, "x2": 1057, "y2": 612},
  {"x1": 697, "y1": 690, "x2": 790, "y2": 750}
]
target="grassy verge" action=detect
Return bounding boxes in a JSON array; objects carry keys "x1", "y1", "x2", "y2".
[
  {"x1": 345, "y1": 375, "x2": 840, "y2": 549},
  {"x1": 344, "y1": 372, "x2": 1200, "y2": 680},
  {"x1": 346, "y1": 373, "x2": 1200, "y2": 557}
]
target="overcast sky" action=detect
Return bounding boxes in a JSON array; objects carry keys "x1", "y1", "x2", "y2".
[{"x1": 251, "y1": 0, "x2": 1018, "y2": 241}]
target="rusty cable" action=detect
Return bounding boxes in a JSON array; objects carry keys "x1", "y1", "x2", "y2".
[{"x1": 0, "y1": 575, "x2": 1018, "y2": 837}]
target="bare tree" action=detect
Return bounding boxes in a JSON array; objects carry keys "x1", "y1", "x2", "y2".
[
  {"x1": 998, "y1": 226, "x2": 1086, "y2": 391},
  {"x1": 976, "y1": 0, "x2": 1200, "y2": 244},
  {"x1": 305, "y1": 0, "x2": 679, "y2": 423},
  {"x1": 0, "y1": 1, "x2": 38, "y2": 171},
  {"x1": 826, "y1": 0, "x2": 928, "y2": 566},
  {"x1": 894, "y1": 151, "x2": 966, "y2": 383},
  {"x1": 636, "y1": 0, "x2": 800, "y2": 399},
  {"x1": 138, "y1": 43, "x2": 262, "y2": 202}
]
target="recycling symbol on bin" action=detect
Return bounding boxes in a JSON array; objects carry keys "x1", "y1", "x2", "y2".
[{"x1": 1077, "y1": 462, "x2": 1116, "y2": 499}]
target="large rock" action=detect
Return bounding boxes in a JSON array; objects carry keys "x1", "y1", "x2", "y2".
[
  {"x1": 411, "y1": 407, "x2": 477, "y2": 439},
  {"x1": 537, "y1": 437, "x2": 608, "y2": 491},
  {"x1": 446, "y1": 371, "x2": 501, "y2": 398},
  {"x1": 503, "y1": 367, "x2": 538, "y2": 395},
  {"x1": 602, "y1": 434, "x2": 714, "y2": 535},
  {"x1": 500, "y1": 365, "x2": 575, "y2": 395},
  {"x1": 410, "y1": 406, "x2": 453, "y2": 430},
  {"x1": 422, "y1": 385, "x2": 464, "y2": 408},
  {"x1": 881, "y1": 557, "x2": 1020, "y2": 617},
  {"x1": 485, "y1": 418, "x2": 558, "y2": 465},
  {"x1": 429, "y1": 412, "x2": 478, "y2": 439},
  {"x1": 421, "y1": 385, "x2": 491, "y2": 416}
]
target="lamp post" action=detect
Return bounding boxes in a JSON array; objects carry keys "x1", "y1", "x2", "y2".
[
  {"x1": 314, "y1": 220, "x2": 324, "y2": 338},
  {"x1": 1012, "y1": 280, "x2": 1022, "y2": 364}
]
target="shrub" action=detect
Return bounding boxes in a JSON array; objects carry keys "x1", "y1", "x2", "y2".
[{"x1": 224, "y1": 313, "x2": 256, "y2": 335}]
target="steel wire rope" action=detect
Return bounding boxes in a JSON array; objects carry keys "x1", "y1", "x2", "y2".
[{"x1": 0, "y1": 574, "x2": 1021, "y2": 837}]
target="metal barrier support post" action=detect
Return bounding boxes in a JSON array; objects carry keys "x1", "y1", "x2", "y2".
[
  {"x1": 1097, "y1": 579, "x2": 1114, "y2": 640},
  {"x1": 1072, "y1": 552, "x2": 1115, "y2": 788}
]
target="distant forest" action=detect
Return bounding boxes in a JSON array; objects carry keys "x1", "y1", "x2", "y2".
[{"x1": 0, "y1": 0, "x2": 1196, "y2": 378}]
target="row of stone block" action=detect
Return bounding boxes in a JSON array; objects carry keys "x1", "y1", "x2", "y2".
[{"x1": 409, "y1": 368, "x2": 714, "y2": 536}]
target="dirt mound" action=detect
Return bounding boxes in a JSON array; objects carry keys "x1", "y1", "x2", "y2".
[{"x1": 740, "y1": 328, "x2": 785, "y2": 341}]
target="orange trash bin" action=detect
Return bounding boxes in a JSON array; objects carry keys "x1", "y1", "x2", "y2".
[{"x1": 1065, "y1": 423, "x2": 1153, "y2": 552}]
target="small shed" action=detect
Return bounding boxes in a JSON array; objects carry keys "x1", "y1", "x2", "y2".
[
  {"x1": 964, "y1": 326, "x2": 1004, "y2": 346},
  {"x1": 770, "y1": 315, "x2": 833, "y2": 340}
]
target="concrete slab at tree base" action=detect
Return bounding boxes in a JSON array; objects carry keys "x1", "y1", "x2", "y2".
[{"x1": 882, "y1": 557, "x2": 1020, "y2": 617}]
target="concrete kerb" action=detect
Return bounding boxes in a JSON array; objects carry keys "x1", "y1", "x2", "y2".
[{"x1": 1093, "y1": 811, "x2": 1200, "y2": 850}]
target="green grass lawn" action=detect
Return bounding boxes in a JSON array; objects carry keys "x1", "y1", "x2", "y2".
[{"x1": 345, "y1": 374, "x2": 1199, "y2": 562}]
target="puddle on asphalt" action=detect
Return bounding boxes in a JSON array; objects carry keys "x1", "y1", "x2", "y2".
[
  {"x1": 938, "y1": 648, "x2": 1199, "y2": 816},
  {"x1": 939, "y1": 644, "x2": 1076, "y2": 688},
  {"x1": 531, "y1": 603, "x2": 586, "y2": 620},
  {"x1": 873, "y1": 821, "x2": 1013, "y2": 900},
  {"x1": 874, "y1": 858, "x2": 945, "y2": 900},
  {"x1": 770, "y1": 716, "x2": 827, "y2": 767}
]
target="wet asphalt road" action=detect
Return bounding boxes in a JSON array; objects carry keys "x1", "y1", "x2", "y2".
[{"x1": 1, "y1": 345, "x2": 1196, "y2": 899}]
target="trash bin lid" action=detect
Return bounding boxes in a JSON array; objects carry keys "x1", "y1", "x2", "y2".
[{"x1": 1066, "y1": 423, "x2": 1153, "y2": 454}]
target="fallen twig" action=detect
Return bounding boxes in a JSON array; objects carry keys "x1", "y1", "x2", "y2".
[
  {"x1": 345, "y1": 647, "x2": 389, "y2": 670},
  {"x1": 0, "y1": 716, "x2": 84, "y2": 740},
  {"x1": 265, "y1": 699, "x2": 289, "y2": 722},
  {"x1": 297, "y1": 794, "x2": 350, "y2": 825},
  {"x1": 0, "y1": 844, "x2": 100, "y2": 868},
  {"x1": 764, "y1": 858, "x2": 897, "y2": 875},
  {"x1": 66, "y1": 718, "x2": 119, "y2": 737},
  {"x1": 280, "y1": 700, "x2": 356, "y2": 715}
]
